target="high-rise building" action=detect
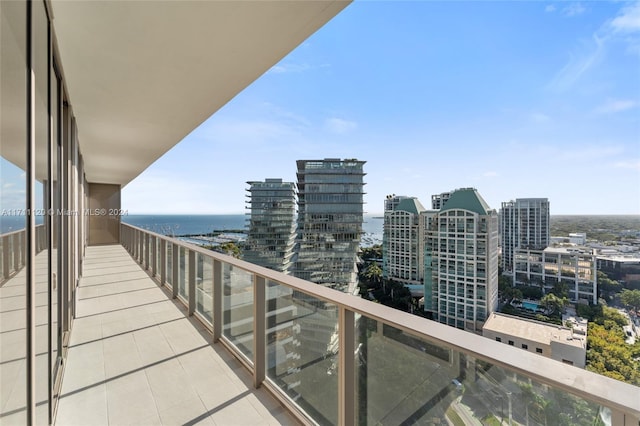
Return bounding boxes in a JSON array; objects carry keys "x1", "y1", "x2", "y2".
[
  {"x1": 244, "y1": 178, "x2": 297, "y2": 273},
  {"x1": 431, "y1": 191, "x2": 451, "y2": 210},
  {"x1": 291, "y1": 158, "x2": 366, "y2": 295},
  {"x1": 384, "y1": 194, "x2": 411, "y2": 212},
  {"x1": 425, "y1": 188, "x2": 499, "y2": 332},
  {"x1": 500, "y1": 198, "x2": 550, "y2": 273},
  {"x1": 383, "y1": 195, "x2": 426, "y2": 288}
]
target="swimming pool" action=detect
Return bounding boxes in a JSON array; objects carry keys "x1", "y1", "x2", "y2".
[{"x1": 522, "y1": 301, "x2": 540, "y2": 311}]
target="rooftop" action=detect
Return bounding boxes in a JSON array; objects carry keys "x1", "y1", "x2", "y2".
[
  {"x1": 440, "y1": 188, "x2": 493, "y2": 215},
  {"x1": 394, "y1": 198, "x2": 426, "y2": 215},
  {"x1": 483, "y1": 313, "x2": 586, "y2": 349}
]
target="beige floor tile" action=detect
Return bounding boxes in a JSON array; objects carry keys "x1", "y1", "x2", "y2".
[{"x1": 54, "y1": 245, "x2": 296, "y2": 425}]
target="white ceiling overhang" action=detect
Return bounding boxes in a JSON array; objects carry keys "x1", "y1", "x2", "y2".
[{"x1": 49, "y1": 0, "x2": 350, "y2": 186}]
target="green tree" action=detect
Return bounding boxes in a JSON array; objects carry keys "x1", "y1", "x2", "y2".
[
  {"x1": 597, "y1": 271, "x2": 621, "y2": 300},
  {"x1": 586, "y1": 306, "x2": 640, "y2": 386},
  {"x1": 551, "y1": 281, "x2": 569, "y2": 299},
  {"x1": 518, "y1": 285, "x2": 543, "y2": 299},
  {"x1": 213, "y1": 242, "x2": 241, "y2": 258},
  {"x1": 620, "y1": 289, "x2": 640, "y2": 312},
  {"x1": 360, "y1": 244, "x2": 382, "y2": 261},
  {"x1": 540, "y1": 293, "x2": 568, "y2": 316},
  {"x1": 362, "y1": 263, "x2": 382, "y2": 284}
]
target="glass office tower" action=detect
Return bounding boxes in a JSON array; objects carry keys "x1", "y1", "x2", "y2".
[{"x1": 292, "y1": 158, "x2": 366, "y2": 295}]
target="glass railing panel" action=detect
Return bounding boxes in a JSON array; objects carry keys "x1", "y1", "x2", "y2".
[
  {"x1": 196, "y1": 253, "x2": 213, "y2": 323},
  {"x1": 222, "y1": 264, "x2": 253, "y2": 359},
  {"x1": 178, "y1": 246, "x2": 188, "y2": 299},
  {"x1": 166, "y1": 243, "x2": 173, "y2": 287},
  {"x1": 355, "y1": 317, "x2": 604, "y2": 426},
  {"x1": 266, "y1": 282, "x2": 338, "y2": 425}
]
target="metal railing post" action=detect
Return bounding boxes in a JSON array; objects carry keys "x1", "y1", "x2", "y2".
[
  {"x1": 133, "y1": 229, "x2": 138, "y2": 259},
  {"x1": 151, "y1": 236, "x2": 157, "y2": 276},
  {"x1": 138, "y1": 230, "x2": 144, "y2": 265},
  {"x1": 188, "y1": 250, "x2": 196, "y2": 315},
  {"x1": 213, "y1": 259, "x2": 222, "y2": 342},
  {"x1": 2, "y1": 235, "x2": 10, "y2": 279},
  {"x1": 611, "y1": 408, "x2": 640, "y2": 426},
  {"x1": 144, "y1": 233, "x2": 150, "y2": 270},
  {"x1": 253, "y1": 275, "x2": 266, "y2": 388},
  {"x1": 172, "y1": 244, "x2": 179, "y2": 299},
  {"x1": 160, "y1": 239, "x2": 166, "y2": 286},
  {"x1": 338, "y1": 307, "x2": 356, "y2": 426},
  {"x1": 15, "y1": 233, "x2": 22, "y2": 271}
]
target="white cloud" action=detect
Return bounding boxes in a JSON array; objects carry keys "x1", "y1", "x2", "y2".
[
  {"x1": 563, "y1": 2, "x2": 585, "y2": 17},
  {"x1": 548, "y1": 2, "x2": 640, "y2": 91},
  {"x1": 268, "y1": 63, "x2": 330, "y2": 74},
  {"x1": 545, "y1": 4, "x2": 556, "y2": 13},
  {"x1": 483, "y1": 171, "x2": 499, "y2": 177},
  {"x1": 547, "y1": 33, "x2": 605, "y2": 91},
  {"x1": 595, "y1": 99, "x2": 638, "y2": 114},
  {"x1": 324, "y1": 117, "x2": 358, "y2": 134},
  {"x1": 269, "y1": 63, "x2": 312, "y2": 74},
  {"x1": 613, "y1": 160, "x2": 640, "y2": 171},
  {"x1": 610, "y1": 2, "x2": 640, "y2": 33}
]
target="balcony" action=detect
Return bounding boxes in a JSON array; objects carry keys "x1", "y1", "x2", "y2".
[
  {"x1": 54, "y1": 244, "x2": 293, "y2": 425},
  {"x1": 3, "y1": 223, "x2": 637, "y2": 424},
  {"x1": 20, "y1": 224, "x2": 635, "y2": 424}
]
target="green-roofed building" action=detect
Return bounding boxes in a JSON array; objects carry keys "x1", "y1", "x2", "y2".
[
  {"x1": 383, "y1": 195, "x2": 432, "y2": 291},
  {"x1": 425, "y1": 188, "x2": 499, "y2": 333}
]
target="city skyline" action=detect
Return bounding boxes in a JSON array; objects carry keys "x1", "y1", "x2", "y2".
[{"x1": 120, "y1": 1, "x2": 639, "y2": 215}]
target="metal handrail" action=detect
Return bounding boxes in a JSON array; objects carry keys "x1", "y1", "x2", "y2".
[{"x1": 120, "y1": 222, "x2": 640, "y2": 424}]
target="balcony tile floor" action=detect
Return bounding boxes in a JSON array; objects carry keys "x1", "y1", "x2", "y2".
[{"x1": 55, "y1": 244, "x2": 297, "y2": 425}]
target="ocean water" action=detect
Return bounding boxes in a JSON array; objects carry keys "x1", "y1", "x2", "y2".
[
  {"x1": 0, "y1": 215, "x2": 45, "y2": 234},
  {"x1": 122, "y1": 214, "x2": 384, "y2": 245},
  {"x1": 122, "y1": 214, "x2": 247, "y2": 236}
]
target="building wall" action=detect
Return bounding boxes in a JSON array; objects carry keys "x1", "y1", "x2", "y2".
[
  {"x1": 382, "y1": 198, "x2": 425, "y2": 286},
  {"x1": 550, "y1": 340, "x2": 587, "y2": 368},
  {"x1": 427, "y1": 203, "x2": 499, "y2": 332},
  {"x1": 292, "y1": 159, "x2": 365, "y2": 295},
  {"x1": 482, "y1": 329, "x2": 551, "y2": 357},
  {"x1": 87, "y1": 183, "x2": 121, "y2": 245},
  {"x1": 244, "y1": 178, "x2": 296, "y2": 273},
  {"x1": 514, "y1": 247, "x2": 597, "y2": 303},
  {"x1": 431, "y1": 192, "x2": 451, "y2": 210},
  {"x1": 500, "y1": 198, "x2": 550, "y2": 274}
]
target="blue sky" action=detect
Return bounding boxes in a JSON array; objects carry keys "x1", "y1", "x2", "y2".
[{"x1": 122, "y1": 1, "x2": 640, "y2": 215}]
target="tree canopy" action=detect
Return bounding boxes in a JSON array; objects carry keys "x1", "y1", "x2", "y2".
[{"x1": 619, "y1": 289, "x2": 640, "y2": 312}]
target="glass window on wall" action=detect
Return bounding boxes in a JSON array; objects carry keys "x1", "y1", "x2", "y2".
[
  {"x1": 51, "y1": 45, "x2": 62, "y2": 396},
  {"x1": 33, "y1": 0, "x2": 51, "y2": 422},
  {"x1": 0, "y1": 1, "x2": 28, "y2": 423}
]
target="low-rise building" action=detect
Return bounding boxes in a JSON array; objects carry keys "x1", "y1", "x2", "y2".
[
  {"x1": 483, "y1": 313, "x2": 587, "y2": 368},
  {"x1": 569, "y1": 233, "x2": 587, "y2": 245},
  {"x1": 596, "y1": 253, "x2": 640, "y2": 287},
  {"x1": 513, "y1": 246, "x2": 597, "y2": 304}
]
